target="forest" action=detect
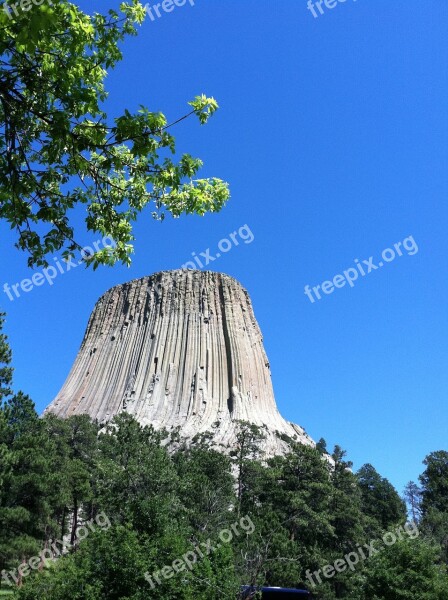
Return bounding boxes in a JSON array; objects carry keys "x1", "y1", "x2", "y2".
[{"x1": 1, "y1": 314, "x2": 447, "y2": 600}]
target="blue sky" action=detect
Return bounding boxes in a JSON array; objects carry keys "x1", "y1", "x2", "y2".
[{"x1": 1, "y1": 0, "x2": 447, "y2": 494}]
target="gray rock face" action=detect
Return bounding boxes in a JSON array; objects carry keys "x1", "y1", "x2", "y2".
[{"x1": 45, "y1": 270, "x2": 314, "y2": 456}]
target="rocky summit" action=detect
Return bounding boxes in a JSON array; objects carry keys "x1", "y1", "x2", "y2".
[{"x1": 45, "y1": 270, "x2": 314, "y2": 456}]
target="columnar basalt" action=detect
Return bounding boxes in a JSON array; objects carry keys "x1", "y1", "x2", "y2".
[{"x1": 45, "y1": 270, "x2": 314, "y2": 456}]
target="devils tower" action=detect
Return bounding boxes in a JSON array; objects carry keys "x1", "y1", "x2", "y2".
[{"x1": 45, "y1": 270, "x2": 314, "y2": 456}]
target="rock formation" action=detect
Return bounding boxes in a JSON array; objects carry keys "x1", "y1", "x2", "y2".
[{"x1": 45, "y1": 270, "x2": 314, "y2": 456}]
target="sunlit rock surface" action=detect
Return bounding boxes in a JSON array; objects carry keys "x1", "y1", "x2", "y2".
[{"x1": 45, "y1": 270, "x2": 314, "y2": 456}]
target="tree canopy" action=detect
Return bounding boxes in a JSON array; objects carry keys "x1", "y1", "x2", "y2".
[{"x1": 0, "y1": 0, "x2": 229, "y2": 268}]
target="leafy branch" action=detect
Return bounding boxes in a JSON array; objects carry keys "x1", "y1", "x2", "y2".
[{"x1": 0, "y1": 1, "x2": 229, "y2": 268}]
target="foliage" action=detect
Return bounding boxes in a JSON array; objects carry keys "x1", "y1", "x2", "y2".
[
  {"x1": 1, "y1": 319, "x2": 447, "y2": 598},
  {"x1": 0, "y1": 1, "x2": 229, "y2": 268},
  {"x1": 419, "y1": 451, "x2": 448, "y2": 564},
  {"x1": 420, "y1": 451, "x2": 448, "y2": 515},
  {"x1": 360, "y1": 537, "x2": 448, "y2": 600},
  {"x1": 0, "y1": 314, "x2": 12, "y2": 401},
  {"x1": 403, "y1": 481, "x2": 422, "y2": 523},
  {"x1": 356, "y1": 463, "x2": 407, "y2": 535}
]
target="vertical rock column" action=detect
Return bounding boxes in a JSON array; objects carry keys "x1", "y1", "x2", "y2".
[{"x1": 45, "y1": 270, "x2": 313, "y2": 455}]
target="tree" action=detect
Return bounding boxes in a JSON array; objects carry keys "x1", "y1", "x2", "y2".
[
  {"x1": 316, "y1": 438, "x2": 328, "y2": 455},
  {"x1": 403, "y1": 481, "x2": 422, "y2": 523},
  {"x1": 16, "y1": 524, "x2": 240, "y2": 600},
  {"x1": 419, "y1": 451, "x2": 448, "y2": 564},
  {"x1": 356, "y1": 464, "x2": 406, "y2": 534},
  {"x1": 240, "y1": 443, "x2": 335, "y2": 592},
  {"x1": 361, "y1": 537, "x2": 448, "y2": 600},
  {"x1": 16, "y1": 525, "x2": 152, "y2": 600},
  {"x1": 230, "y1": 421, "x2": 266, "y2": 517},
  {"x1": 172, "y1": 443, "x2": 235, "y2": 535},
  {"x1": 59, "y1": 416, "x2": 99, "y2": 545},
  {"x1": 420, "y1": 451, "x2": 448, "y2": 516},
  {"x1": 95, "y1": 413, "x2": 181, "y2": 536},
  {"x1": 328, "y1": 446, "x2": 366, "y2": 599},
  {"x1": 0, "y1": 313, "x2": 12, "y2": 401},
  {"x1": 0, "y1": 317, "x2": 55, "y2": 578},
  {"x1": 0, "y1": 393, "x2": 55, "y2": 580},
  {"x1": 0, "y1": 1, "x2": 229, "y2": 268}
]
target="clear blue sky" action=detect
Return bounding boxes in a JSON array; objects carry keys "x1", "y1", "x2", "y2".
[{"x1": 1, "y1": 0, "x2": 447, "y2": 494}]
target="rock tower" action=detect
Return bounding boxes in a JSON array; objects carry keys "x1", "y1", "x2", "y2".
[{"x1": 45, "y1": 270, "x2": 314, "y2": 456}]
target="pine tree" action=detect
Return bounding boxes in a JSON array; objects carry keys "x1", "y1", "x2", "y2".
[
  {"x1": 403, "y1": 481, "x2": 422, "y2": 523},
  {"x1": 361, "y1": 537, "x2": 448, "y2": 600},
  {"x1": 419, "y1": 451, "x2": 448, "y2": 564},
  {"x1": 357, "y1": 463, "x2": 406, "y2": 534},
  {"x1": 0, "y1": 313, "x2": 12, "y2": 401},
  {"x1": 230, "y1": 421, "x2": 266, "y2": 518},
  {"x1": 420, "y1": 451, "x2": 448, "y2": 515}
]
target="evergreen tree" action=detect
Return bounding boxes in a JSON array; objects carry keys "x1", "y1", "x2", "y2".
[
  {"x1": 0, "y1": 393, "x2": 54, "y2": 580},
  {"x1": 420, "y1": 451, "x2": 448, "y2": 515},
  {"x1": 361, "y1": 537, "x2": 448, "y2": 600},
  {"x1": 0, "y1": 313, "x2": 12, "y2": 401},
  {"x1": 95, "y1": 413, "x2": 181, "y2": 537},
  {"x1": 0, "y1": 318, "x2": 55, "y2": 580},
  {"x1": 173, "y1": 443, "x2": 235, "y2": 534},
  {"x1": 328, "y1": 446, "x2": 366, "y2": 598},
  {"x1": 230, "y1": 421, "x2": 266, "y2": 518},
  {"x1": 357, "y1": 463, "x2": 406, "y2": 534},
  {"x1": 403, "y1": 481, "x2": 422, "y2": 523},
  {"x1": 316, "y1": 438, "x2": 328, "y2": 455},
  {"x1": 242, "y1": 443, "x2": 334, "y2": 591},
  {"x1": 419, "y1": 451, "x2": 448, "y2": 563}
]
